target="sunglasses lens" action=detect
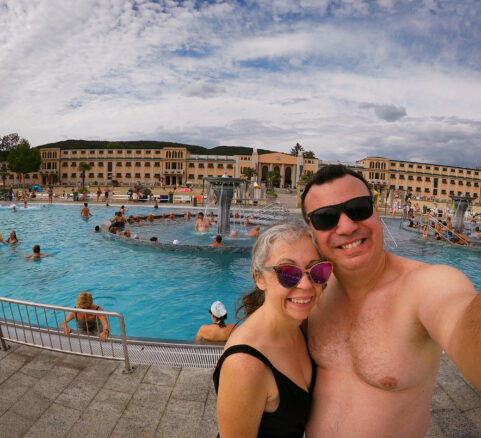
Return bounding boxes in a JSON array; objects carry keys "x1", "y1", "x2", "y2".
[
  {"x1": 310, "y1": 207, "x2": 340, "y2": 231},
  {"x1": 276, "y1": 265, "x2": 302, "y2": 288},
  {"x1": 310, "y1": 262, "x2": 332, "y2": 284},
  {"x1": 345, "y1": 197, "x2": 373, "y2": 221}
]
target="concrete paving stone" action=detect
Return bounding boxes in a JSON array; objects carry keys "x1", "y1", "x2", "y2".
[
  {"x1": 437, "y1": 373, "x2": 481, "y2": 411},
  {"x1": 0, "y1": 372, "x2": 39, "y2": 416},
  {"x1": 164, "y1": 398, "x2": 205, "y2": 419},
  {"x1": 67, "y1": 410, "x2": 120, "y2": 438},
  {"x1": 203, "y1": 387, "x2": 217, "y2": 420},
  {"x1": 0, "y1": 343, "x2": 20, "y2": 359},
  {"x1": 59, "y1": 353, "x2": 92, "y2": 370},
  {"x1": 426, "y1": 417, "x2": 447, "y2": 438},
  {"x1": 142, "y1": 365, "x2": 180, "y2": 387},
  {"x1": 110, "y1": 405, "x2": 160, "y2": 438},
  {"x1": 10, "y1": 389, "x2": 52, "y2": 422},
  {"x1": 156, "y1": 414, "x2": 216, "y2": 438},
  {"x1": 84, "y1": 388, "x2": 132, "y2": 417},
  {"x1": 103, "y1": 363, "x2": 149, "y2": 394},
  {"x1": 431, "y1": 383, "x2": 457, "y2": 411},
  {"x1": 0, "y1": 351, "x2": 35, "y2": 384},
  {"x1": 55, "y1": 380, "x2": 102, "y2": 411},
  {"x1": 170, "y1": 367, "x2": 212, "y2": 402},
  {"x1": 0, "y1": 409, "x2": 35, "y2": 438},
  {"x1": 432, "y1": 408, "x2": 481, "y2": 438},
  {"x1": 78, "y1": 357, "x2": 119, "y2": 379},
  {"x1": 23, "y1": 402, "x2": 81, "y2": 438},
  {"x1": 130, "y1": 382, "x2": 171, "y2": 411},
  {"x1": 465, "y1": 407, "x2": 481, "y2": 431},
  {"x1": 30, "y1": 366, "x2": 80, "y2": 402},
  {"x1": 20, "y1": 351, "x2": 62, "y2": 379}
]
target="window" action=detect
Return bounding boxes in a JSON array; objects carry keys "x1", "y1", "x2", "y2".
[
  {"x1": 189, "y1": 163, "x2": 195, "y2": 168},
  {"x1": 126, "y1": 162, "x2": 131, "y2": 167},
  {"x1": 198, "y1": 163, "x2": 204, "y2": 168},
  {"x1": 136, "y1": 150, "x2": 141, "y2": 154},
  {"x1": 217, "y1": 164, "x2": 223, "y2": 169},
  {"x1": 63, "y1": 151, "x2": 68, "y2": 155},
  {"x1": 89, "y1": 173, "x2": 94, "y2": 178},
  {"x1": 62, "y1": 173, "x2": 68, "y2": 178},
  {"x1": 408, "y1": 176, "x2": 413, "y2": 180},
  {"x1": 434, "y1": 167, "x2": 439, "y2": 170},
  {"x1": 72, "y1": 151, "x2": 77, "y2": 155},
  {"x1": 89, "y1": 162, "x2": 94, "y2": 166},
  {"x1": 135, "y1": 173, "x2": 141, "y2": 178},
  {"x1": 442, "y1": 179, "x2": 447, "y2": 183},
  {"x1": 116, "y1": 162, "x2": 122, "y2": 167},
  {"x1": 71, "y1": 173, "x2": 76, "y2": 177},
  {"x1": 63, "y1": 162, "x2": 68, "y2": 167},
  {"x1": 116, "y1": 173, "x2": 121, "y2": 178},
  {"x1": 155, "y1": 151, "x2": 160, "y2": 155},
  {"x1": 155, "y1": 162, "x2": 160, "y2": 167},
  {"x1": 442, "y1": 167, "x2": 447, "y2": 171},
  {"x1": 189, "y1": 174, "x2": 195, "y2": 179},
  {"x1": 145, "y1": 150, "x2": 151, "y2": 154},
  {"x1": 89, "y1": 150, "x2": 95, "y2": 154},
  {"x1": 81, "y1": 150, "x2": 86, "y2": 154},
  {"x1": 126, "y1": 173, "x2": 131, "y2": 178},
  {"x1": 127, "y1": 150, "x2": 132, "y2": 154},
  {"x1": 416, "y1": 177, "x2": 421, "y2": 181},
  {"x1": 424, "y1": 188, "x2": 430, "y2": 193},
  {"x1": 416, "y1": 187, "x2": 421, "y2": 192},
  {"x1": 399, "y1": 175, "x2": 405, "y2": 180},
  {"x1": 417, "y1": 165, "x2": 422, "y2": 169},
  {"x1": 466, "y1": 182, "x2": 471, "y2": 187},
  {"x1": 474, "y1": 183, "x2": 479, "y2": 187},
  {"x1": 441, "y1": 190, "x2": 446, "y2": 194},
  {"x1": 467, "y1": 170, "x2": 471, "y2": 175},
  {"x1": 98, "y1": 173, "x2": 103, "y2": 178},
  {"x1": 135, "y1": 162, "x2": 141, "y2": 166},
  {"x1": 227, "y1": 164, "x2": 233, "y2": 169},
  {"x1": 451, "y1": 180, "x2": 455, "y2": 184},
  {"x1": 99, "y1": 151, "x2": 104, "y2": 154},
  {"x1": 400, "y1": 163, "x2": 405, "y2": 167},
  {"x1": 425, "y1": 178, "x2": 430, "y2": 182},
  {"x1": 458, "y1": 181, "x2": 463, "y2": 186},
  {"x1": 71, "y1": 162, "x2": 77, "y2": 167},
  {"x1": 408, "y1": 164, "x2": 413, "y2": 168},
  {"x1": 208, "y1": 163, "x2": 214, "y2": 168},
  {"x1": 144, "y1": 162, "x2": 151, "y2": 167},
  {"x1": 154, "y1": 173, "x2": 160, "y2": 179},
  {"x1": 108, "y1": 150, "x2": 113, "y2": 154},
  {"x1": 98, "y1": 162, "x2": 103, "y2": 167},
  {"x1": 426, "y1": 166, "x2": 431, "y2": 170}
]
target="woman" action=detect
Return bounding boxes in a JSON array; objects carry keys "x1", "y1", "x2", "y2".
[
  {"x1": 60, "y1": 291, "x2": 110, "y2": 341},
  {"x1": 214, "y1": 222, "x2": 332, "y2": 437},
  {"x1": 5, "y1": 230, "x2": 18, "y2": 244},
  {"x1": 195, "y1": 301, "x2": 235, "y2": 342}
]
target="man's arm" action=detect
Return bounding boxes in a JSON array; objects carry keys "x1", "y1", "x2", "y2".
[{"x1": 414, "y1": 264, "x2": 480, "y2": 389}]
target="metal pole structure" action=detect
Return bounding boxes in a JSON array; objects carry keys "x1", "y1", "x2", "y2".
[
  {"x1": 0, "y1": 325, "x2": 10, "y2": 350},
  {"x1": 118, "y1": 316, "x2": 133, "y2": 373}
]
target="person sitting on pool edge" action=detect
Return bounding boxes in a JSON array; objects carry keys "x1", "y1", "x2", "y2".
[
  {"x1": 60, "y1": 291, "x2": 110, "y2": 341},
  {"x1": 210, "y1": 235, "x2": 226, "y2": 247},
  {"x1": 195, "y1": 301, "x2": 235, "y2": 342}
]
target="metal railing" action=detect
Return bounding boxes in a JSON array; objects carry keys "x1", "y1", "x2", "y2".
[{"x1": 0, "y1": 297, "x2": 132, "y2": 373}]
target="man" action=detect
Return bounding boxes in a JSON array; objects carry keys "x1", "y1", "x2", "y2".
[
  {"x1": 209, "y1": 235, "x2": 225, "y2": 247},
  {"x1": 24, "y1": 245, "x2": 51, "y2": 261},
  {"x1": 80, "y1": 202, "x2": 93, "y2": 218},
  {"x1": 301, "y1": 164, "x2": 480, "y2": 438},
  {"x1": 195, "y1": 212, "x2": 210, "y2": 232}
]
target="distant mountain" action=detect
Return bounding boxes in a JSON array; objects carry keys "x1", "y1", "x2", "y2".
[{"x1": 36, "y1": 139, "x2": 275, "y2": 155}]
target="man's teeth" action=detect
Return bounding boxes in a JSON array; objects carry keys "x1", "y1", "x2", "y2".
[
  {"x1": 341, "y1": 239, "x2": 363, "y2": 249},
  {"x1": 289, "y1": 298, "x2": 312, "y2": 304}
]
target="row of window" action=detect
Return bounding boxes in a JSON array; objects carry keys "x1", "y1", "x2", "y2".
[
  {"x1": 392, "y1": 185, "x2": 478, "y2": 198},
  {"x1": 368, "y1": 160, "x2": 479, "y2": 177},
  {"x1": 41, "y1": 151, "x2": 57, "y2": 159}
]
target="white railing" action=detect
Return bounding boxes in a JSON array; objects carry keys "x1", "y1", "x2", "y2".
[{"x1": 0, "y1": 297, "x2": 133, "y2": 373}]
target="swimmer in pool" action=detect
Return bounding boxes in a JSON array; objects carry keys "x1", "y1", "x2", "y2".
[
  {"x1": 246, "y1": 225, "x2": 260, "y2": 237},
  {"x1": 195, "y1": 301, "x2": 235, "y2": 342},
  {"x1": 195, "y1": 212, "x2": 210, "y2": 232},
  {"x1": 5, "y1": 230, "x2": 18, "y2": 244},
  {"x1": 81, "y1": 203, "x2": 93, "y2": 218},
  {"x1": 209, "y1": 235, "x2": 226, "y2": 247},
  {"x1": 24, "y1": 244, "x2": 51, "y2": 261}
]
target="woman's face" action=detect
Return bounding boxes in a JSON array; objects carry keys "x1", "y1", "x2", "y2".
[{"x1": 256, "y1": 234, "x2": 327, "y2": 322}]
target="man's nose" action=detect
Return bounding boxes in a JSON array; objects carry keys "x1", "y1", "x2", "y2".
[{"x1": 335, "y1": 211, "x2": 359, "y2": 235}]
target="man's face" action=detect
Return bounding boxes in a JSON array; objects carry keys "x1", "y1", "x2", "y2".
[{"x1": 303, "y1": 175, "x2": 383, "y2": 272}]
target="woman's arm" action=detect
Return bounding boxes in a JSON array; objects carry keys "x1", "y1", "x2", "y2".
[
  {"x1": 97, "y1": 309, "x2": 110, "y2": 341},
  {"x1": 217, "y1": 353, "x2": 269, "y2": 438},
  {"x1": 60, "y1": 312, "x2": 75, "y2": 334}
]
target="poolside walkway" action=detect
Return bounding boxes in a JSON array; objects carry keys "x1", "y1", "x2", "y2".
[{"x1": 1, "y1": 343, "x2": 480, "y2": 438}]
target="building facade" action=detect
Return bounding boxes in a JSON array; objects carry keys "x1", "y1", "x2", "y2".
[
  {"x1": 1, "y1": 144, "x2": 318, "y2": 189},
  {"x1": 357, "y1": 157, "x2": 480, "y2": 202}
]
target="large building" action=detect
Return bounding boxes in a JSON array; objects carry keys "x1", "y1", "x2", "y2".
[
  {"x1": 1, "y1": 141, "x2": 319, "y2": 189},
  {"x1": 357, "y1": 157, "x2": 480, "y2": 202}
]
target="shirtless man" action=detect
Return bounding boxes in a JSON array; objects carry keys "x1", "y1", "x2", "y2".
[
  {"x1": 24, "y1": 245, "x2": 51, "y2": 261},
  {"x1": 80, "y1": 202, "x2": 93, "y2": 218},
  {"x1": 301, "y1": 164, "x2": 480, "y2": 438},
  {"x1": 195, "y1": 212, "x2": 210, "y2": 232}
]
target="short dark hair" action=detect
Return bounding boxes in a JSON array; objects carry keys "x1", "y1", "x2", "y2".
[
  {"x1": 84, "y1": 203, "x2": 88, "y2": 207},
  {"x1": 94, "y1": 225, "x2": 100, "y2": 232},
  {"x1": 301, "y1": 164, "x2": 372, "y2": 220},
  {"x1": 215, "y1": 235, "x2": 222, "y2": 243},
  {"x1": 33, "y1": 244, "x2": 40, "y2": 253}
]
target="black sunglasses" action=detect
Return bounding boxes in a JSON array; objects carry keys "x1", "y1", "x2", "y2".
[
  {"x1": 307, "y1": 196, "x2": 374, "y2": 231},
  {"x1": 262, "y1": 261, "x2": 332, "y2": 289}
]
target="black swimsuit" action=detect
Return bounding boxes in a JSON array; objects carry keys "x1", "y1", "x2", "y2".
[{"x1": 213, "y1": 342, "x2": 316, "y2": 438}]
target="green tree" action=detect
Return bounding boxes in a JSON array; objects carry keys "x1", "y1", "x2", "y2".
[
  {"x1": 7, "y1": 140, "x2": 41, "y2": 186},
  {"x1": 303, "y1": 151, "x2": 316, "y2": 159},
  {"x1": 1, "y1": 133, "x2": 22, "y2": 152},
  {"x1": 267, "y1": 170, "x2": 281, "y2": 189},
  {"x1": 0, "y1": 164, "x2": 11, "y2": 186},
  {"x1": 78, "y1": 162, "x2": 92, "y2": 188},
  {"x1": 241, "y1": 167, "x2": 256, "y2": 180},
  {"x1": 301, "y1": 170, "x2": 314, "y2": 182},
  {"x1": 290, "y1": 142, "x2": 304, "y2": 156}
]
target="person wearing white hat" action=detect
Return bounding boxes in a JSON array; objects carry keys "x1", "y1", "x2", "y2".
[{"x1": 194, "y1": 301, "x2": 235, "y2": 342}]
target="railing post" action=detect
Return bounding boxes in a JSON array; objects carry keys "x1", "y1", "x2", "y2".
[
  {"x1": 118, "y1": 317, "x2": 133, "y2": 373},
  {"x1": 0, "y1": 325, "x2": 11, "y2": 351}
]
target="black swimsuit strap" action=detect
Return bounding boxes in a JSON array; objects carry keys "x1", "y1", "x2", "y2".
[{"x1": 216, "y1": 344, "x2": 275, "y2": 373}]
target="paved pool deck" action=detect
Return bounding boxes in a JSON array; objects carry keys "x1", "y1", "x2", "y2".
[{"x1": 1, "y1": 343, "x2": 480, "y2": 438}]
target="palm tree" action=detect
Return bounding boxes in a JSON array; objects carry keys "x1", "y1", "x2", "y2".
[
  {"x1": 267, "y1": 170, "x2": 280, "y2": 190},
  {"x1": 241, "y1": 167, "x2": 256, "y2": 180},
  {"x1": 301, "y1": 170, "x2": 314, "y2": 182},
  {"x1": 0, "y1": 164, "x2": 11, "y2": 187},
  {"x1": 78, "y1": 162, "x2": 92, "y2": 188}
]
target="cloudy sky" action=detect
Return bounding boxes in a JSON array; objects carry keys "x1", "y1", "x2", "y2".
[{"x1": 0, "y1": 0, "x2": 480, "y2": 167}]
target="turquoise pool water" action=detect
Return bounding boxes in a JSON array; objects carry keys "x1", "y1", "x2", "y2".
[{"x1": 0, "y1": 205, "x2": 479, "y2": 341}]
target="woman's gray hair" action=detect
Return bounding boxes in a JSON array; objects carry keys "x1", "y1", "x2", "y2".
[{"x1": 250, "y1": 221, "x2": 319, "y2": 282}]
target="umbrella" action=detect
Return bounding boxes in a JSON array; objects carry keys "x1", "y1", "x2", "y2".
[
  {"x1": 32, "y1": 185, "x2": 43, "y2": 192},
  {"x1": 176, "y1": 188, "x2": 192, "y2": 193}
]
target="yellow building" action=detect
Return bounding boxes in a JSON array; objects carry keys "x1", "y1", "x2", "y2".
[
  {"x1": 1, "y1": 142, "x2": 318, "y2": 189},
  {"x1": 357, "y1": 157, "x2": 480, "y2": 202}
]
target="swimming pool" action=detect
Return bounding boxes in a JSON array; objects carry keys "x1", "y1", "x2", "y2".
[{"x1": 0, "y1": 205, "x2": 479, "y2": 341}]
